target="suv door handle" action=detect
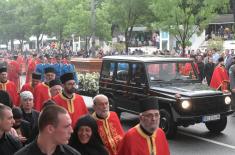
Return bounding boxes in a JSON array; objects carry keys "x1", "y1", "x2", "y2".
[{"x1": 116, "y1": 90, "x2": 123, "y2": 93}]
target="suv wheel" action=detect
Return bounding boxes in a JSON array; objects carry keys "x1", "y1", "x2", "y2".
[
  {"x1": 205, "y1": 117, "x2": 227, "y2": 133},
  {"x1": 109, "y1": 98, "x2": 121, "y2": 118},
  {"x1": 160, "y1": 109, "x2": 177, "y2": 139}
]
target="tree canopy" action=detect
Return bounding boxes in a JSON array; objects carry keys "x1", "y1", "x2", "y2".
[
  {"x1": 150, "y1": 0, "x2": 230, "y2": 55},
  {"x1": 0, "y1": 0, "x2": 232, "y2": 53}
]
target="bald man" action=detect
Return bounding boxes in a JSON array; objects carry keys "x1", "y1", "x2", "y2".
[{"x1": 92, "y1": 94, "x2": 124, "y2": 155}]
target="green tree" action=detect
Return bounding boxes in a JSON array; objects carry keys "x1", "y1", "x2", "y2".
[
  {"x1": 13, "y1": 0, "x2": 33, "y2": 52},
  {"x1": 43, "y1": 0, "x2": 72, "y2": 50},
  {"x1": 0, "y1": 0, "x2": 18, "y2": 50},
  {"x1": 106, "y1": 0, "x2": 154, "y2": 53},
  {"x1": 0, "y1": 0, "x2": 35, "y2": 52},
  {"x1": 65, "y1": 0, "x2": 111, "y2": 51},
  {"x1": 151, "y1": 0, "x2": 229, "y2": 56},
  {"x1": 27, "y1": 0, "x2": 47, "y2": 52}
]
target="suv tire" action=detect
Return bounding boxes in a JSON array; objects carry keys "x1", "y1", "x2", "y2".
[
  {"x1": 160, "y1": 109, "x2": 177, "y2": 139},
  {"x1": 205, "y1": 117, "x2": 227, "y2": 133}
]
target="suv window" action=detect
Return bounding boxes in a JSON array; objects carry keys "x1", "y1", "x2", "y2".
[
  {"x1": 131, "y1": 63, "x2": 146, "y2": 85},
  {"x1": 101, "y1": 61, "x2": 115, "y2": 79},
  {"x1": 147, "y1": 62, "x2": 199, "y2": 82},
  {"x1": 116, "y1": 63, "x2": 129, "y2": 81}
]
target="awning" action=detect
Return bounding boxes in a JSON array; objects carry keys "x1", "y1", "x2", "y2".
[{"x1": 209, "y1": 14, "x2": 235, "y2": 25}]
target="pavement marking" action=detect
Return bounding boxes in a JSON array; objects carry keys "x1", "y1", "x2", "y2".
[{"x1": 179, "y1": 131, "x2": 235, "y2": 150}]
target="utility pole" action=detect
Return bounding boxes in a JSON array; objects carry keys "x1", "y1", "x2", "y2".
[{"x1": 232, "y1": 0, "x2": 235, "y2": 31}]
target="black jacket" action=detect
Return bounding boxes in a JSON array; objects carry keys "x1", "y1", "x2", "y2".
[
  {"x1": 0, "y1": 133, "x2": 22, "y2": 155},
  {"x1": 21, "y1": 109, "x2": 40, "y2": 141}
]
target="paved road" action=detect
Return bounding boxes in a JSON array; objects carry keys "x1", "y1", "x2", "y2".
[
  {"x1": 121, "y1": 112, "x2": 235, "y2": 155},
  {"x1": 20, "y1": 75, "x2": 235, "y2": 154}
]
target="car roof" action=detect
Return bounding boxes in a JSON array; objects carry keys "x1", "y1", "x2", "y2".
[{"x1": 103, "y1": 55, "x2": 193, "y2": 62}]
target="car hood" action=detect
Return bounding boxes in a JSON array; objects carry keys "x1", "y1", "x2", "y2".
[{"x1": 150, "y1": 83, "x2": 223, "y2": 97}]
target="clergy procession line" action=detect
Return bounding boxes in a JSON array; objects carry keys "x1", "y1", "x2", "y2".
[{"x1": 0, "y1": 52, "x2": 170, "y2": 155}]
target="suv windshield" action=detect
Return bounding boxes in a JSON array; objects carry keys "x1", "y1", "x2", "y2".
[{"x1": 146, "y1": 62, "x2": 199, "y2": 83}]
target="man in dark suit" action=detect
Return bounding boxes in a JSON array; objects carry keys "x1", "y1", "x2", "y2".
[
  {"x1": 0, "y1": 104, "x2": 22, "y2": 154},
  {"x1": 204, "y1": 57, "x2": 215, "y2": 85}
]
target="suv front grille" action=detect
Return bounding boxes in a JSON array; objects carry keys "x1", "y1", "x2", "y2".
[{"x1": 191, "y1": 96, "x2": 228, "y2": 115}]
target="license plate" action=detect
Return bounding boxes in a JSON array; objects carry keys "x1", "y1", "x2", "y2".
[{"x1": 202, "y1": 114, "x2": 220, "y2": 122}]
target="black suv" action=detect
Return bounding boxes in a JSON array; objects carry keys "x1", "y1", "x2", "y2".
[{"x1": 99, "y1": 55, "x2": 233, "y2": 138}]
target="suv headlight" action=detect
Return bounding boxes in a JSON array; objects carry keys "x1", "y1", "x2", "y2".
[
  {"x1": 225, "y1": 96, "x2": 231, "y2": 105},
  {"x1": 181, "y1": 100, "x2": 191, "y2": 109}
]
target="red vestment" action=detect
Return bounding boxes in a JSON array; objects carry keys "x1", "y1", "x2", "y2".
[
  {"x1": 7, "y1": 60, "x2": 21, "y2": 91},
  {"x1": 182, "y1": 62, "x2": 199, "y2": 76},
  {"x1": 26, "y1": 59, "x2": 37, "y2": 83},
  {"x1": 53, "y1": 93, "x2": 88, "y2": 128},
  {"x1": 210, "y1": 65, "x2": 229, "y2": 91},
  {"x1": 92, "y1": 112, "x2": 125, "y2": 155},
  {"x1": 118, "y1": 125, "x2": 170, "y2": 155},
  {"x1": 34, "y1": 83, "x2": 51, "y2": 111},
  {"x1": 0, "y1": 80, "x2": 19, "y2": 106},
  {"x1": 20, "y1": 82, "x2": 39, "y2": 95},
  {"x1": 17, "y1": 55, "x2": 25, "y2": 74}
]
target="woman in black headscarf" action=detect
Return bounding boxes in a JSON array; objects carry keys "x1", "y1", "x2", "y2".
[{"x1": 69, "y1": 114, "x2": 108, "y2": 155}]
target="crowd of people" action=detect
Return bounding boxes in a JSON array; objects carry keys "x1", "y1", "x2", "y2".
[
  {"x1": 1, "y1": 46, "x2": 235, "y2": 154},
  {"x1": 0, "y1": 50, "x2": 170, "y2": 155}
]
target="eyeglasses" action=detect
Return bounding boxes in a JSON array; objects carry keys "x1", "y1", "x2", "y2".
[{"x1": 142, "y1": 113, "x2": 160, "y2": 119}]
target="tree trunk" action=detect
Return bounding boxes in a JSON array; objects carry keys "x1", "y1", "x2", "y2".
[
  {"x1": 20, "y1": 40, "x2": 24, "y2": 52},
  {"x1": 11, "y1": 39, "x2": 14, "y2": 51},
  {"x1": 125, "y1": 26, "x2": 133, "y2": 54},
  {"x1": 5, "y1": 41, "x2": 8, "y2": 51},
  {"x1": 36, "y1": 35, "x2": 40, "y2": 53},
  {"x1": 125, "y1": 29, "x2": 129, "y2": 54},
  {"x1": 85, "y1": 36, "x2": 88, "y2": 57},
  {"x1": 59, "y1": 29, "x2": 63, "y2": 50},
  {"x1": 182, "y1": 40, "x2": 186, "y2": 57}
]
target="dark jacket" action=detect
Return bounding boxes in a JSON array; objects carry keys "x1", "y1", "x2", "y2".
[
  {"x1": 204, "y1": 62, "x2": 215, "y2": 85},
  {"x1": 0, "y1": 133, "x2": 22, "y2": 155},
  {"x1": 21, "y1": 109, "x2": 40, "y2": 140},
  {"x1": 197, "y1": 62, "x2": 205, "y2": 82}
]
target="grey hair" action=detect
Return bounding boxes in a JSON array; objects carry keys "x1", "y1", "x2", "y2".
[
  {"x1": 20, "y1": 91, "x2": 34, "y2": 100},
  {"x1": 93, "y1": 94, "x2": 108, "y2": 105}
]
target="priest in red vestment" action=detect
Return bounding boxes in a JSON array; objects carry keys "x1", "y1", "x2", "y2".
[
  {"x1": 26, "y1": 54, "x2": 38, "y2": 83},
  {"x1": 53, "y1": 72, "x2": 88, "y2": 128},
  {"x1": 0, "y1": 67, "x2": 19, "y2": 106},
  {"x1": 34, "y1": 67, "x2": 56, "y2": 111},
  {"x1": 21, "y1": 72, "x2": 41, "y2": 95},
  {"x1": 210, "y1": 57, "x2": 229, "y2": 91},
  {"x1": 118, "y1": 97, "x2": 170, "y2": 155},
  {"x1": 92, "y1": 94, "x2": 125, "y2": 155},
  {"x1": 17, "y1": 53, "x2": 25, "y2": 74},
  {"x1": 7, "y1": 55, "x2": 21, "y2": 91}
]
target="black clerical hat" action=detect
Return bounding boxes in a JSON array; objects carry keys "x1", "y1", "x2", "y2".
[
  {"x1": 140, "y1": 97, "x2": 159, "y2": 113},
  {"x1": 32, "y1": 72, "x2": 41, "y2": 80},
  {"x1": 0, "y1": 67, "x2": 7, "y2": 73},
  {"x1": 49, "y1": 79, "x2": 62, "y2": 88},
  {"x1": 44, "y1": 67, "x2": 55, "y2": 74},
  {"x1": 60, "y1": 72, "x2": 74, "y2": 84}
]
